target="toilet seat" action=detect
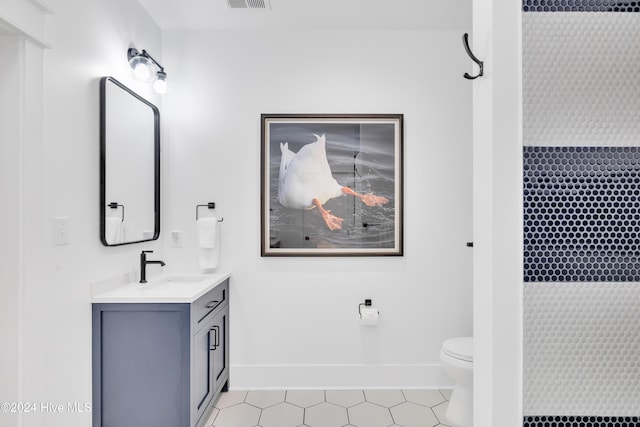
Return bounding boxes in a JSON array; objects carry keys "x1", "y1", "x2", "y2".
[{"x1": 442, "y1": 337, "x2": 473, "y2": 362}]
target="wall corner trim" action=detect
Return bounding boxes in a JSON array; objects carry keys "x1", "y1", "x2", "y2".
[{"x1": 0, "y1": 17, "x2": 51, "y2": 49}]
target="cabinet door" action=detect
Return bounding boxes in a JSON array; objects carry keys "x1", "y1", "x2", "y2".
[
  {"x1": 211, "y1": 305, "x2": 229, "y2": 392},
  {"x1": 94, "y1": 304, "x2": 190, "y2": 427},
  {"x1": 192, "y1": 319, "x2": 215, "y2": 421}
]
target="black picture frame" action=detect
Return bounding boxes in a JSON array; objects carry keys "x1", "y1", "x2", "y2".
[{"x1": 261, "y1": 114, "x2": 403, "y2": 256}]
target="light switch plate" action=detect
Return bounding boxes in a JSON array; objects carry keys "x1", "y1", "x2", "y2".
[{"x1": 53, "y1": 217, "x2": 69, "y2": 246}]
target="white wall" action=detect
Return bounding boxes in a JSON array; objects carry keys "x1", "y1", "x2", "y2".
[
  {"x1": 0, "y1": 0, "x2": 50, "y2": 47},
  {"x1": 162, "y1": 29, "x2": 473, "y2": 388},
  {"x1": 0, "y1": 12, "x2": 48, "y2": 427},
  {"x1": 472, "y1": 0, "x2": 523, "y2": 425},
  {"x1": 2, "y1": 0, "x2": 162, "y2": 426},
  {"x1": 0, "y1": 34, "x2": 24, "y2": 427}
]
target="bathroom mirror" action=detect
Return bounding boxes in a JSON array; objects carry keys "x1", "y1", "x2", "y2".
[{"x1": 100, "y1": 76, "x2": 160, "y2": 246}]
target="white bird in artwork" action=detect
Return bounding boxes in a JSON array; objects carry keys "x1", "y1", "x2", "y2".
[{"x1": 278, "y1": 133, "x2": 389, "y2": 230}]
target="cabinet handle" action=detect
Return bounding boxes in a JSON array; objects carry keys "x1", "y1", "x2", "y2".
[
  {"x1": 209, "y1": 325, "x2": 220, "y2": 351},
  {"x1": 206, "y1": 300, "x2": 219, "y2": 309}
]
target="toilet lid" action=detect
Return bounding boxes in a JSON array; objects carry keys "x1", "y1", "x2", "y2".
[{"x1": 442, "y1": 337, "x2": 473, "y2": 362}]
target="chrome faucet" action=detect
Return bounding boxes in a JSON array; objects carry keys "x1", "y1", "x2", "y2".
[{"x1": 140, "y1": 250, "x2": 165, "y2": 283}]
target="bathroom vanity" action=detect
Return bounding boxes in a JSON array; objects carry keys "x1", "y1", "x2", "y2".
[{"x1": 91, "y1": 274, "x2": 229, "y2": 427}]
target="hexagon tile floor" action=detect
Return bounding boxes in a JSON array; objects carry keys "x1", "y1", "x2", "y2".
[{"x1": 205, "y1": 389, "x2": 453, "y2": 427}]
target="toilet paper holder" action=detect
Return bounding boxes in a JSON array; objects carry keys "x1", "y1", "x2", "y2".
[{"x1": 358, "y1": 299, "x2": 375, "y2": 317}]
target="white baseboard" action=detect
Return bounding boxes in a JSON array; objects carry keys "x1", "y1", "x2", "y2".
[{"x1": 229, "y1": 363, "x2": 453, "y2": 390}]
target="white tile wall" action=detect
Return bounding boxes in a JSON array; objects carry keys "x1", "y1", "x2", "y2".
[
  {"x1": 523, "y1": 13, "x2": 640, "y2": 147},
  {"x1": 524, "y1": 282, "x2": 640, "y2": 415}
]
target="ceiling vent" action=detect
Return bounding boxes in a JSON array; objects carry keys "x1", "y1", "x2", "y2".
[{"x1": 227, "y1": 0, "x2": 271, "y2": 9}]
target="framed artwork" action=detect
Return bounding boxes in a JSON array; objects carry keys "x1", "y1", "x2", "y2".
[{"x1": 261, "y1": 114, "x2": 403, "y2": 256}]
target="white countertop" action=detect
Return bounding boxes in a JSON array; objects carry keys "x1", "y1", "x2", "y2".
[{"x1": 91, "y1": 272, "x2": 230, "y2": 303}]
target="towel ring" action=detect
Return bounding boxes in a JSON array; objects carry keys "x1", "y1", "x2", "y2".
[
  {"x1": 108, "y1": 202, "x2": 125, "y2": 222},
  {"x1": 196, "y1": 202, "x2": 224, "y2": 222}
]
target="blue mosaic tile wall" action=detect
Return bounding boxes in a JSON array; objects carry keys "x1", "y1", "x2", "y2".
[
  {"x1": 523, "y1": 147, "x2": 640, "y2": 282},
  {"x1": 524, "y1": 416, "x2": 640, "y2": 427},
  {"x1": 523, "y1": 0, "x2": 640, "y2": 12}
]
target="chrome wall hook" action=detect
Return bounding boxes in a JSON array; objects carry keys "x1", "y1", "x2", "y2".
[{"x1": 462, "y1": 33, "x2": 484, "y2": 80}]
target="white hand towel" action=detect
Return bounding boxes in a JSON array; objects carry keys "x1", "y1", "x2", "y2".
[
  {"x1": 105, "y1": 217, "x2": 124, "y2": 244},
  {"x1": 197, "y1": 217, "x2": 218, "y2": 248},
  {"x1": 198, "y1": 217, "x2": 220, "y2": 270}
]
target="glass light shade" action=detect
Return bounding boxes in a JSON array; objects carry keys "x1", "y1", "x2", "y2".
[
  {"x1": 153, "y1": 72, "x2": 167, "y2": 94},
  {"x1": 129, "y1": 55, "x2": 153, "y2": 81}
]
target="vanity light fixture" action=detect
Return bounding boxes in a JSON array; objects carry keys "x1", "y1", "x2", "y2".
[
  {"x1": 153, "y1": 71, "x2": 167, "y2": 95},
  {"x1": 127, "y1": 47, "x2": 168, "y2": 94}
]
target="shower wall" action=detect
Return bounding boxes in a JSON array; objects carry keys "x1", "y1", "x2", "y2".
[{"x1": 522, "y1": 2, "x2": 640, "y2": 426}]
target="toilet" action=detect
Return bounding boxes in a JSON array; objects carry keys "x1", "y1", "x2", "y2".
[{"x1": 440, "y1": 337, "x2": 473, "y2": 427}]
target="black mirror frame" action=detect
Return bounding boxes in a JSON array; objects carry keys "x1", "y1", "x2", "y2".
[{"x1": 99, "y1": 76, "x2": 161, "y2": 246}]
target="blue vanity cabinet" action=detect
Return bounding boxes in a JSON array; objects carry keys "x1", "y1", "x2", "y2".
[{"x1": 92, "y1": 279, "x2": 229, "y2": 427}]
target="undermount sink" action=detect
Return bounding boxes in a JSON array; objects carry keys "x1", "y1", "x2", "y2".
[
  {"x1": 138, "y1": 275, "x2": 212, "y2": 292},
  {"x1": 154, "y1": 275, "x2": 211, "y2": 284},
  {"x1": 92, "y1": 272, "x2": 231, "y2": 303}
]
